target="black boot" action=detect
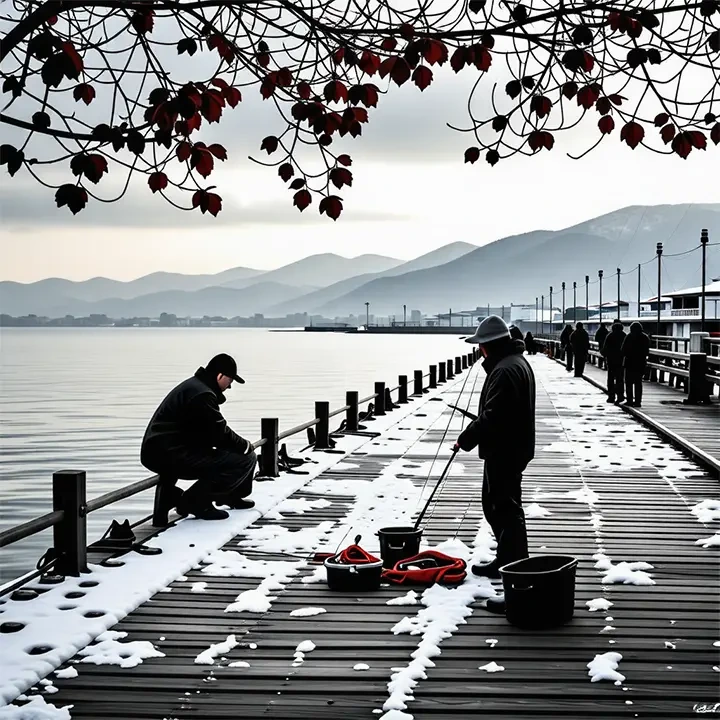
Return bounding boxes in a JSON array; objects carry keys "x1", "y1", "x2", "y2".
[
  {"x1": 471, "y1": 560, "x2": 501, "y2": 579},
  {"x1": 485, "y1": 593, "x2": 506, "y2": 614},
  {"x1": 226, "y1": 498, "x2": 255, "y2": 510},
  {"x1": 176, "y1": 493, "x2": 229, "y2": 520}
]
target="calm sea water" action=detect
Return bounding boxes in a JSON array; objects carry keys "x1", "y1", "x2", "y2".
[{"x1": 0, "y1": 327, "x2": 466, "y2": 582}]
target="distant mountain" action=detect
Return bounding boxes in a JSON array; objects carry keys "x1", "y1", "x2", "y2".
[
  {"x1": 265, "y1": 241, "x2": 477, "y2": 315},
  {"x1": 46, "y1": 282, "x2": 310, "y2": 319},
  {"x1": 316, "y1": 204, "x2": 720, "y2": 316},
  {"x1": 219, "y1": 253, "x2": 402, "y2": 290}
]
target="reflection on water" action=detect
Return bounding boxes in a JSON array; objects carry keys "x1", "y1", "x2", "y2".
[{"x1": 0, "y1": 327, "x2": 465, "y2": 582}]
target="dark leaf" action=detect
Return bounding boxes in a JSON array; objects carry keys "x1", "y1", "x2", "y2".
[
  {"x1": 530, "y1": 95, "x2": 552, "y2": 118},
  {"x1": 177, "y1": 38, "x2": 198, "y2": 55},
  {"x1": 32, "y1": 111, "x2": 51, "y2": 129},
  {"x1": 293, "y1": 189, "x2": 312, "y2": 211},
  {"x1": 709, "y1": 31, "x2": 720, "y2": 53},
  {"x1": 278, "y1": 163, "x2": 294, "y2": 182},
  {"x1": 598, "y1": 116, "x2": 615, "y2": 134},
  {"x1": 176, "y1": 141, "x2": 192, "y2": 162},
  {"x1": 595, "y1": 97, "x2": 611, "y2": 115},
  {"x1": 413, "y1": 66, "x2": 433, "y2": 91},
  {"x1": 192, "y1": 190, "x2": 222, "y2": 216},
  {"x1": 671, "y1": 133, "x2": 693, "y2": 158},
  {"x1": 91, "y1": 124, "x2": 113, "y2": 143},
  {"x1": 647, "y1": 49, "x2": 662, "y2": 64},
  {"x1": 319, "y1": 195, "x2": 343, "y2": 220},
  {"x1": 41, "y1": 57, "x2": 64, "y2": 88},
  {"x1": 324, "y1": 80, "x2": 348, "y2": 103},
  {"x1": 55, "y1": 184, "x2": 88, "y2": 214},
  {"x1": 330, "y1": 167, "x2": 353, "y2": 189},
  {"x1": 126, "y1": 130, "x2": 145, "y2": 155},
  {"x1": 505, "y1": 79, "x2": 522, "y2": 98},
  {"x1": 521, "y1": 76, "x2": 535, "y2": 90},
  {"x1": 572, "y1": 25, "x2": 593, "y2": 45},
  {"x1": 73, "y1": 83, "x2": 95, "y2": 105},
  {"x1": 337, "y1": 154, "x2": 352, "y2": 166},
  {"x1": 620, "y1": 121, "x2": 644, "y2": 149},
  {"x1": 485, "y1": 149, "x2": 500, "y2": 166},
  {"x1": 289, "y1": 178, "x2": 306, "y2": 190},
  {"x1": 511, "y1": 5, "x2": 528, "y2": 22},
  {"x1": 469, "y1": 0, "x2": 486, "y2": 12},
  {"x1": 711, "y1": 123, "x2": 720, "y2": 145},
  {"x1": 261, "y1": 136, "x2": 279, "y2": 154},
  {"x1": 492, "y1": 115, "x2": 507, "y2": 132},
  {"x1": 0, "y1": 144, "x2": 24, "y2": 176},
  {"x1": 208, "y1": 143, "x2": 227, "y2": 160},
  {"x1": 562, "y1": 81, "x2": 578, "y2": 99},
  {"x1": 660, "y1": 124, "x2": 676, "y2": 144},
  {"x1": 3, "y1": 77, "x2": 22, "y2": 98},
  {"x1": 654, "y1": 113, "x2": 669, "y2": 127},
  {"x1": 148, "y1": 172, "x2": 168, "y2": 193},
  {"x1": 464, "y1": 147, "x2": 480, "y2": 164}
]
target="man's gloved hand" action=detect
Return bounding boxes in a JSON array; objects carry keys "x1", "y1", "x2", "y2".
[
  {"x1": 452, "y1": 442, "x2": 461, "y2": 452},
  {"x1": 239, "y1": 437, "x2": 254, "y2": 455}
]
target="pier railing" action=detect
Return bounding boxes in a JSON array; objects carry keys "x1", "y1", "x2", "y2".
[
  {"x1": 537, "y1": 332, "x2": 720, "y2": 403},
  {"x1": 0, "y1": 349, "x2": 479, "y2": 591}
]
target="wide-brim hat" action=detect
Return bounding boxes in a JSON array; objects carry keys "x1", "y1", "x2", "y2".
[{"x1": 464, "y1": 315, "x2": 511, "y2": 344}]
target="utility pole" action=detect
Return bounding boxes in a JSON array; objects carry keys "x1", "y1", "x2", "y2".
[
  {"x1": 561, "y1": 282, "x2": 566, "y2": 322},
  {"x1": 656, "y1": 242, "x2": 663, "y2": 340},
  {"x1": 598, "y1": 270, "x2": 604, "y2": 325},
  {"x1": 637, "y1": 263, "x2": 641, "y2": 318},
  {"x1": 573, "y1": 282, "x2": 577, "y2": 323},
  {"x1": 541, "y1": 294, "x2": 545, "y2": 335},
  {"x1": 535, "y1": 297, "x2": 538, "y2": 335},
  {"x1": 365, "y1": 301, "x2": 370, "y2": 329},
  {"x1": 616, "y1": 267, "x2": 621, "y2": 320},
  {"x1": 449, "y1": 307, "x2": 452, "y2": 327},
  {"x1": 585, "y1": 275, "x2": 589, "y2": 322},
  {"x1": 549, "y1": 286, "x2": 553, "y2": 335},
  {"x1": 403, "y1": 304, "x2": 407, "y2": 327},
  {"x1": 701, "y1": 229, "x2": 709, "y2": 332}
]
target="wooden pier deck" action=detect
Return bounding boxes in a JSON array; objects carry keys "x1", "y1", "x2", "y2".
[{"x1": 5, "y1": 357, "x2": 719, "y2": 719}]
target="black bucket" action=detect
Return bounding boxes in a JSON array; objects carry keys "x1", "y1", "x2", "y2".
[
  {"x1": 500, "y1": 554, "x2": 578, "y2": 629},
  {"x1": 377, "y1": 526, "x2": 423, "y2": 569},
  {"x1": 324, "y1": 556, "x2": 383, "y2": 592}
]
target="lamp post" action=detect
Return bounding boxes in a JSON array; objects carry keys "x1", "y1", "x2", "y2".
[
  {"x1": 549, "y1": 286, "x2": 553, "y2": 335},
  {"x1": 562, "y1": 282, "x2": 566, "y2": 322},
  {"x1": 585, "y1": 275, "x2": 589, "y2": 322},
  {"x1": 637, "y1": 263, "x2": 641, "y2": 317},
  {"x1": 403, "y1": 304, "x2": 407, "y2": 327},
  {"x1": 598, "y1": 270, "x2": 604, "y2": 325},
  {"x1": 656, "y1": 242, "x2": 663, "y2": 339},
  {"x1": 573, "y1": 282, "x2": 577, "y2": 323},
  {"x1": 616, "y1": 267, "x2": 621, "y2": 321},
  {"x1": 535, "y1": 297, "x2": 538, "y2": 335},
  {"x1": 365, "y1": 301, "x2": 370, "y2": 328},
  {"x1": 701, "y1": 229, "x2": 709, "y2": 332},
  {"x1": 541, "y1": 294, "x2": 545, "y2": 335}
]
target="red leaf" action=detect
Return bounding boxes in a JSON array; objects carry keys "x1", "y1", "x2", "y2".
[
  {"x1": 711, "y1": 123, "x2": 720, "y2": 145},
  {"x1": 528, "y1": 131, "x2": 554, "y2": 151},
  {"x1": 412, "y1": 66, "x2": 433, "y2": 91},
  {"x1": 70, "y1": 153, "x2": 107, "y2": 184},
  {"x1": 595, "y1": 97, "x2": 611, "y2": 115},
  {"x1": 399, "y1": 23, "x2": 415, "y2": 40},
  {"x1": 192, "y1": 190, "x2": 222, "y2": 216},
  {"x1": 450, "y1": 47, "x2": 468, "y2": 73},
  {"x1": 276, "y1": 67, "x2": 293, "y2": 87},
  {"x1": 390, "y1": 57, "x2": 411, "y2": 86},
  {"x1": 464, "y1": 147, "x2": 480, "y2": 164},
  {"x1": 660, "y1": 124, "x2": 676, "y2": 144},
  {"x1": 424, "y1": 39, "x2": 448, "y2": 65},
  {"x1": 260, "y1": 76, "x2": 276, "y2": 99},
  {"x1": 211, "y1": 78, "x2": 229, "y2": 90},
  {"x1": 608, "y1": 94, "x2": 625, "y2": 106},
  {"x1": 333, "y1": 47, "x2": 345, "y2": 64},
  {"x1": 654, "y1": 113, "x2": 669, "y2": 127},
  {"x1": 60, "y1": 41, "x2": 83, "y2": 78},
  {"x1": 191, "y1": 148, "x2": 214, "y2": 177},
  {"x1": 598, "y1": 116, "x2": 615, "y2": 134},
  {"x1": 224, "y1": 87, "x2": 242, "y2": 107},
  {"x1": 293, "y1": 189, "x2": 312, "y2": 211},
  {"x1": 55, "y1": 184, "x2": 88, "y2": 214},
  {"x1": 337, "y1": 154, "x2": 352, "y2": 166},
  {"x1": 358, "y1": 51, "x2": 380, "y2": 76},
  {"x1": 176, "y1": 141, "x2": 192, "y2": 162},
  {"x1": 671, "y1": 133, "x2": 692, "y2": 159},
  {"x1": 381, "y1": 38, "x2": 397, "y2": 51},
  {"x1": 363, "y1": 84, "x2": 379, "y2": 108},
  {"x1": 562, "y1": 81, "x2": 578, "y2": 99},
  {"x1": 688, "y1": 130, "x2": 706, "y2": 150},
  {"x1": 148, "y1": 172, "x2": 168, "y2": 193},
  {"x1": 201, "y1": 90, "x2": 225, "y2": 123},
  {"x1": 620, "y1": 121, "x2": 644, "y2": 149},
  {"x1": 297, "y1": 81, "x2": 312, "y2": 100},
  {"x1": 330, "y1": 167, "x2": 353, "y2": 189},
  {"x1": 187, "y1": 113, "x2": 202, "y2": 133},
  {"x1": 278, "y1": 163, "x2": 294, "y2": 182},
  {"x1": 208, "y1": 143, "x2": 227, "y2": 160},
  {"x1": 324, "y1": 80, "x2": 348, "y2": 103},
  {"x1": 531, "y1": 95, "x2": 552, "y2": 118},
  {"x1": 576, "y1": 84, "x2": 600, "y2": 109},
  {"x1": 290, "y1": 178, "x2": 306, "y2": 190},
  {"x1": 261, "y1": 136, "x2": 279, "y2": 154},
  {"x1": 581, "y1": 51, "x2": 595, "y2": 72},
  {"x1": 472, "y1": 46, "x2": 492, "y2": 72},
  {"x1": 73, "y1": 83, "x2": 95, "y2": 105},
  {"x1": 351, "y1": 107, "x2": 368, "y2": 123},
  {"x1": 257, "y1": 51, "x2": 270, "y2": 68},
  {"x1": 130, "y1": 9, "x2": 154, "y2": 34},
  {"x1": 319, "y1": 195, "x2": 343, "y2": 220}
]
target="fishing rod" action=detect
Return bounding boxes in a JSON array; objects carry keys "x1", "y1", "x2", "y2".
[
  {"x1": 413, "y1": 446, "x2": 459, "y2": 530},
  {"x1": 445, "y1": 403, "x2": 477, "y2": 421}
]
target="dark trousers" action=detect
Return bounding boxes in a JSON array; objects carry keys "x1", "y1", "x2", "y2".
[
  {"x1": 564, "y1": 345, "x2": 574, "y2": 371},
  {"x1": 145, "y1": 448, "x2": 257, "y2": 508},
  {"x1": 625, "y1": 370, "x2": 644, "y2": 406},
  {"x1": 607, "y1": 364, "x2": 624, "y2": 402},
  {"x1": 573, "y1": 352, "x2": 587, "y2": 377},
  {"x1": 482, "y1": 459, "x2": 529, "y2": 568}
]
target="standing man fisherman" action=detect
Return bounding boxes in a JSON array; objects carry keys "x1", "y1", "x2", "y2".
[
  {"x1": 570, "y1": 321, "x2": 590, "y2": 378},
  {"x1": 601, "y1": 322, "x2": 626, "y2": 404},
  {"x1": 560, "y1": 323, "x2": 573, "y2": 372},
  {"x1": 141, "y1": 353, "x2": 258, "y2": 521},
  {"x1": 454, "y1": 316, "x2": 536, "y2": 615},
  {"x1": 621, "y1": 321, "x2": 651, "y2": 408},
  {"x1": 594, "y1": 323, "x2": 609, "y2": 370}
]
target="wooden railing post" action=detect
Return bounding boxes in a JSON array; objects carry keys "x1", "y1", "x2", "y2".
[
  {"x1": 461, "y1": 355, "x2": 468, "y2": 369},
  {"x1": 413, "y1": 370, "x2": 423, "y2": 396},
  {"x1": 398, "y1": 376, "x2": 408, "y2": 403},
  {"x1": 438, "y1": 361, "x2": 446, "y2": 384},
  {"x1": 429, "y1": 365, "x2": 437, "y2": 388},
  {"x1": 260, "y1": 418, "x2": 279, "y2": 477},
  {"x1": 346, "y1": 391, "x2": 359, "y2": 432},
  {"x1": 315, "y1": 401, "x2": 331, "y2": 448},
  {"x1": 468, "y1": 352, "x2": 474, "y2": 366},
  {"x1": 447, "y1": 359, "x2": 454, "y2": 379},
  {"x1": 374, "y1": 382, "x2": 386, "y2": 415},
  {"x1": 52, "y1": 470, "x2": 88, "y2": 577},
  {"x1": 454, "y1": 356, "x2": 461, "y2": 374},
  {"x1": 384, "y1": 387, "x2": 394, "y2": 412},
  {"x1": 686, "y1": 353, "x2": 710, "y2": 405}
]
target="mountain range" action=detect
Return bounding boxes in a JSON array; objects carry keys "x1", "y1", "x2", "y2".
[{"x1": 2, "y1": 204, "x2": 718, "y2": 319}]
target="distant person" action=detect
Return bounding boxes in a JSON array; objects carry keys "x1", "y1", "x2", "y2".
[
  {"x1": 524, "y1": 331, "x2": 537, "y2": 355},
  {"x1": 454, "y1": 316, "x2": 535, "y2": 615},
  {"x1": 509, "y1": 324, "x2": 524, "y2": 342},
  {"x1": 570, "y1": 322, "x2": 590, "y2": 377},
  {"x1": 621, "y1": 322, "x2": 651, "y2": 408},
  {"x1": 601, "y1": 322, "x2": 626, "y2": 404},
  {"x1": 141, "y1": 354, "x2": 257, "y2": 520},
  {"x1": 594, "y1": 323, "x2": 609, "y2": 369},
  {"x1": 560, "y1": 323, "x2": 573, "y2": 372}
]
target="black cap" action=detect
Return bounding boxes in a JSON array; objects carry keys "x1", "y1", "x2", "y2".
[{"x1": 206, "y1": 353, "x2": 245, "y2": 384}]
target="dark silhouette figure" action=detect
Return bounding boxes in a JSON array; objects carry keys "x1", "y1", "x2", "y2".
[
  {"x1": 141, "y1": 354, "x2": 258, "y2": 520},
  {"x1": 560, "y1": 323, "x2": 573, "y2": 372},
  {"x1": 621, "y1": 322, "x2": 651, "y2": 407},
  {"x1": 524, "y1": 331, "x2": 537, "y2": 355},
  {"x1": 456, "y1": 316, "x2": 536, "y2": 615},
  {"x1": 601, "y1": 322, "x2": 626, "y2": 403},
  {"x1": 570, "y1": 322, "x2": 590, "y2": 377},
  {"x1": 509, "y1": 324, "x2": 524, "y2": 341},
  {"x1": 594, "y1": 324, "x2": 609, "y2": 369}
]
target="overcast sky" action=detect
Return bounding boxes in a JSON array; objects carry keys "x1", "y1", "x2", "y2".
[{"x1": 1, "y1": 65, "x2": 717, "y2": 283}]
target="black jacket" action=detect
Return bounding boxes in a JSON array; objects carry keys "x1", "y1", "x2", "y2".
[
  {"x1": 601, "y1": 324, "x2": 626, "y2": 366},
  {"x1": 570, "y1": 327, "x2": 590, "y2": 355},
  {"x1": 457, "y1": 339, "x2": 536, "y2": 467},
  {"x1": 595, "y1": 325, "x2": 609, "y2": 347},
  {"x1": 621, "y1": 322, "x2": 651, "y2": 372},
  {"x1": 141, "y1": 367, "x2": 249, "y2": 464},
  {"x1": 560, "y1": 325, "x2": 572, "y2": 348}
]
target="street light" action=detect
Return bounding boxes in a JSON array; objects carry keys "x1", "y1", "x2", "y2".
[
  {"x1": 561, "y1": 282, "x2": 566, "y2": 322},
  {"x1": 585, "y1": 275, "x2": 589, "y2": 322},
  {"x1": 616, "y1": 268, "x2": 621, "y2": 320},
  {"x1": 701, "y1": 229, "x2": 709, "y2": 332},
  {"x1": 365, "y1": 301, "x2": 370, "y2": 328},
  {"x1": 656, "y1": 242, "x2": 663, "y2": 339},
  {"x1": 573, "y1": 282, "x2": 577, "y2": 323},
  {"x1": 549, "y1": 286, "x2": 553, "y2": 334},
  {"x1": 403, "y1": 304, "x2": 407, "y2": 327},
  {"x1": 598, "y1": 270, "x2": 604, "y2": 325}
]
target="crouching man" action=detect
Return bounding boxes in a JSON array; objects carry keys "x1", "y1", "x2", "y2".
[
  {"x1": 141, "y1": 353, "x2": 257, "y2": 521},
  {"x1": 455, "y1": 316, "x2": 536, "y2": 614}
]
